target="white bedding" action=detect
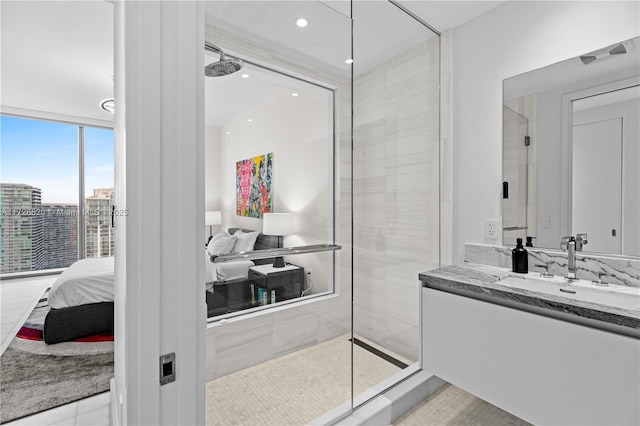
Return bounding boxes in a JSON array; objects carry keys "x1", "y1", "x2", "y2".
[
  {"x1": 205, "y1": 250, "x2": 254, "y2": 287},
  {"x1": 48, "y1": 257, "x2": 115, "y2": 309}
]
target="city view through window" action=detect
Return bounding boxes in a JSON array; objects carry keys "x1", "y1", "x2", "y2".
[{"x1": 0, "y1": 116, "x2": 114, "y2": 274}]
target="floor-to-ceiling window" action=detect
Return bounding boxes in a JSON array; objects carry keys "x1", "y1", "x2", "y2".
[{"x1": 0, "y1": 115, "x2": 115, "y2": 275}]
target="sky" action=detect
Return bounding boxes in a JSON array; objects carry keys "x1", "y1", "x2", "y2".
[{"x1": 0, "y1": 115, "x2": 114, "y2": 204}]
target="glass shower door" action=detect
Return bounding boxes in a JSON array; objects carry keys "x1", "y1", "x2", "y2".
[
  {"x1": 203, "y1": 2, "x2": 354, "y2": 424},
  {"x1": 351, "y1": 0, "x2": 441, "y2": 405}
]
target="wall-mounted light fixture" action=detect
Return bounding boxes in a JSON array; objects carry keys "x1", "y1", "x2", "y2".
[{"x1": 262, "y1": 212, "x2": 294, "y2": 268}]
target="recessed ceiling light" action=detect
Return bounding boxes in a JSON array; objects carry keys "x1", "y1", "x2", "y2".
[
  {"x1": 100, "y1": 98, "x2": 115, "y2": 114},
  {"x1": 296, "y1": 18, "x2": 308, "y2": 28},
  {"x1": 291, "y1": 92, "x2": 299, "y2": 97},
  {"x1": 345, "y1": 58, "x2": 354, "y2": 64},
  {"x1": 226, "y1": 131, "x2": 231, "y2": 135},
  {"x1": 247, "y1": 119, "x2": 253, "y2": 122},
  {"x1": 242, "y1": 73, "x2": 249, "y2": 79}
]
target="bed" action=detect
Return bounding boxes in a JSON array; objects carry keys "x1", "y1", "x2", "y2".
[
  {"x1": 206, "y1": 227, "x2": 278, "y2": 317},
  {"x1": 43, "y1": 257, "x2": 115, "y2": 344}
]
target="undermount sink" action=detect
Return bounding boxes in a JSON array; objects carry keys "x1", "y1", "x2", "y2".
[{"x1": 497, "y1": 273, "x2": 640, "y2": 313}]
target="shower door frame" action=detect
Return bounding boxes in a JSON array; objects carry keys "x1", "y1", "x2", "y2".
[{"x1": 346, "y1": 0, "x2": 443, "y2": 419}]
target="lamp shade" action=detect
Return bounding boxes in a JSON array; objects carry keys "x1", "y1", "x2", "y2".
[
  {"x1": 262, "y1": 213, "x2": 294, "y2": 236},
  {"x1": 205, "y1": 211, "x2": 222, "y2": 226}
]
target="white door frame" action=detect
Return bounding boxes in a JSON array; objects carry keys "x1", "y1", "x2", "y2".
[
  {"x1": 113, "y1": 2, "x2": 205, "y2": 424},
  {"x1": 560, "y1": 75, "x2": 639, "y2": 240}
]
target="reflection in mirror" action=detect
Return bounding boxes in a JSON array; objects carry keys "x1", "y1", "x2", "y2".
[
  {"x1": 572, "y1": 86, "x2": 640, "y2": 255},
  {"x1": 503, "y1": 37, "x2": 640, "y2": 257}
]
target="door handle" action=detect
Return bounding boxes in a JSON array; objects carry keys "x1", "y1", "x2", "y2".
[{"x1": 111, "y1": 205, "x2": 115, "y2": 228}]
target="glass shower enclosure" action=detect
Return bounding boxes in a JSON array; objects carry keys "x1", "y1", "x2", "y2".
[{"x1": 203, "y1": 1, "x2": 440, "y2": 423}]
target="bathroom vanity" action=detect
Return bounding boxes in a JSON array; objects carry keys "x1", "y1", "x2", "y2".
[{"x1": 420, "y1": 263, "x2": 640, "y2": 425}]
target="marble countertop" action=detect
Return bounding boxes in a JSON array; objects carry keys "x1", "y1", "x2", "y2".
[{"x1": 420, "y1": 264, "x2": 640, "y2": 338}]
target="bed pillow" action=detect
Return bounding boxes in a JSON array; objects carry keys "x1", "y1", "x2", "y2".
[
  {"x1": 207, "y1": 230, "x2": 230, "y2": 255},
  {"x1": 207, "y1": 234, "x2": 237, "y2": 256},
  {"x1": 232, "y1": 230, "x2": 260, "y2": 253}
]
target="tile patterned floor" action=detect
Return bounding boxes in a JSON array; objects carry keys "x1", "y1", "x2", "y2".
[
  {"x1": 394, "y1": 383, "x2": 531, "y2": 426},
  {"x1": 4, "y1": 392, "x2": 111, "y2": 426},
  {"x1": 206, "y1": 334, "x2": 405, "y2": 426}
]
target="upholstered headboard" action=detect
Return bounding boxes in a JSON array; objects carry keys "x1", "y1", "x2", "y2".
[{"x1": 228, "y1": 227, "x2": 278, "y2": 265}]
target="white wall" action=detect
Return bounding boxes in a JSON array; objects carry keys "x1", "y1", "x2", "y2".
[
  {"x1": 205, "y1": 127, "x2": 222, "y2": 238},
  {"x1": 205, "y1": 126, "x2": 222, "y2": 211},
  {"x1": 114, "y1": 2, "x2": 205, "y2": 424},
  {"x1": 451, "y1": 1, "x2": 640, "y2": 263}
]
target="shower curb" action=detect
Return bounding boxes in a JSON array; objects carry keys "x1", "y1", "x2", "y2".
[{"x1": 310, "y1": 370, "x2": 446, "y2": 426}]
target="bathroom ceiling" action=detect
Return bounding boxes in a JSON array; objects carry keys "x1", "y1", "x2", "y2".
[{"x1": 0, "y1": 1, "x2": 505, "y2": 126}]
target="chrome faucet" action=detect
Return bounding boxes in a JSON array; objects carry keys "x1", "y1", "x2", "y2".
[
  {"x1": 576, "y1": 233, "x2": 588, "y2": 251},
  {"x1": 561, "y1": 236, "x2": 578, "y2": 282}
]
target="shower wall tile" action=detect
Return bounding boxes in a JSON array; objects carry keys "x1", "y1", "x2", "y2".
[
  {"x1": 353, "y1": 36, "x2": 440, "y2": 361},
  {"x1": 439, "y1": 29, "x2": 453, "y2": 267},
  {"x1": 317, "y1": 298, "x2": 351, "y2": 342},
  {"x1": 386, "y1": 283, "x2": 420, "y2": 327},
  {"x1": 212, "y1": 313, "x2": 275, "y2": 378},
  {"x1": 205, "y1": 330, "x2": 216, "y2": 381},
  {"x1": 272, "y1": 303, "x2": 319, "y2": 357}
]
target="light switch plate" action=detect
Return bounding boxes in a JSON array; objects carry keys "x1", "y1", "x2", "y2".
[
  {"x1": 541, "y1": 216, "x2": 550, "y2": 229},
  {"x1": 160, "y1": 353, "x2": 175, "y2": 385}
]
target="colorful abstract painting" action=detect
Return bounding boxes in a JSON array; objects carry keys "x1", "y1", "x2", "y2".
[{"x1": 236, "y1": 152, "x2": 273, "y2": 218}]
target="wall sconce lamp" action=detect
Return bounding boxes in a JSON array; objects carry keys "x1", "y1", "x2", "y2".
[
  {"x1": 205, "y1": 211, "x2": 222, "y2": 238},
  {"x1": 262, "y1": 212, "x2": 294, "y2": 268}
]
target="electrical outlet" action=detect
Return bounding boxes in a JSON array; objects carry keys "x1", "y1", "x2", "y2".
[{"x1": 485, "y1": 220, "x2": 499, "y2": 239}]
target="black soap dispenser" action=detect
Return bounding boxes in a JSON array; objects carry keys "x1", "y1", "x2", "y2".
[{"x1": 512, "y1": 238, "x2": 528, "y2": 274}]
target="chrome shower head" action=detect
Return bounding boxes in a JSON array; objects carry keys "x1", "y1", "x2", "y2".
[{"x1": 205, "y1": 50, "x2": 243, "y2": 77}]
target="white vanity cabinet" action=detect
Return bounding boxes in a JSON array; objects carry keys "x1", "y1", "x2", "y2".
[{"x1": 422, "y1": 284, "x2": 640, "y2": 425}]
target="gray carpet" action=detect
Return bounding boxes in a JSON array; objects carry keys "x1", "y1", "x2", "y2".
[
  {"x1": 0, "y1": 341, "x2": 113, "y2": 424},
  {"x1": 0, "y1": 286, "x2": 114, "y2": 423}
]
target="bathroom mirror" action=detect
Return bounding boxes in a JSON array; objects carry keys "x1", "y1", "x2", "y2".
[{"x1": 502, "y1": 36, "x2": 640, "y2": 257}]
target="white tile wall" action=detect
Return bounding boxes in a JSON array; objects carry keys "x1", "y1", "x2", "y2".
[{"x1": 353, "y1": 37, "x2": 441, "y2": 362}]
